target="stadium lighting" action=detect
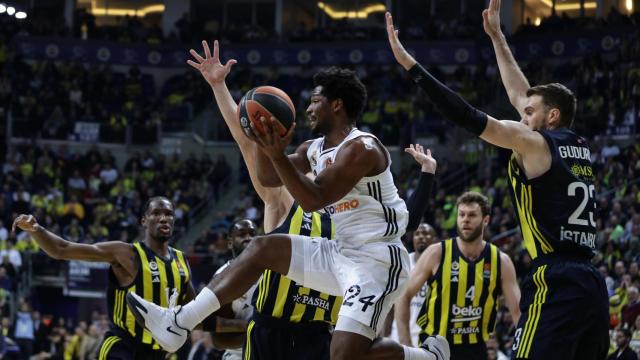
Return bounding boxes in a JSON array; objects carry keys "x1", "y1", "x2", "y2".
[
  {"x1": 88, "y1": 3, "x2": 164, "y2": 17},
  {"x1": 15, "y1": 11, "x2": 26, "y2": 19},
  {"x1": 539, "y1": 0, "x2": 596, "y2": 11},
  {"x1": 317, "y1": 2, "x2": 386, "y2": 19},
  {"x1": 534, "y1": 17, "x2": 541, "y2": 26},
  {"x1": 0, "y1": 4, "x2": 6, "y2": 13},
  {"x1": 6, "y1": 6, "x2": 14, "y2": 15},
  {"x1": 626, "y1": 0, "x2": 633, "y2": 12}
]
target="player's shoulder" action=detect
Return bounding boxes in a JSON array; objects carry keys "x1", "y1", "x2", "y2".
[
  {"x1": 340, "y1": 135, "x2": 385, "y2": 159},
  {"x1": 420, "y1": 242, "x2": 443, "y2": 263}
]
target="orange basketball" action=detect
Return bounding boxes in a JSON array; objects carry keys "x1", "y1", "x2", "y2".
[{"x1": 237, "y1": 86, "x2": 296, "y2": 140}]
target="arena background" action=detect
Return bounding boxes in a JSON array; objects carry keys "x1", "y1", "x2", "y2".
[{"x1": 0, "y1": 0, "x2": 638, "y2": 358}]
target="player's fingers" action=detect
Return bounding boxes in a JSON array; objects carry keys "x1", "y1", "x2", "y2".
[
  {"x1": 426, "y1": 149, "x2": 432, "y2": 157},
  {"x1": 250, "y1": 121, "x2": 265, "y2": 143},
  {"x1": 260, "y1": 117, "x2": 273, "y2": 142},
  {"x1": 283, "y1": 122, "x2": 297, "y2": 142},
  {"x1": 202, "y1": 40, "x2": 212, "y2": 59},
  {"x1": 189, "y1": 49, "x2": 205, "y2": 63},
  {"x1": 224, "y1": 59, "x2": 238, "y2": 70},
  {"x1": 186, "y1": 60, "x2": 201, "y2": 69},
  {"x1": 212, "y1": 39, "x2": 219, "y2": 60},
  {"x1": 385, "y1": 13, "x2": 396, "y2": 41}
]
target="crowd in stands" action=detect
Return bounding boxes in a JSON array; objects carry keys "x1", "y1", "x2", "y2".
[
  {"x1": 0, "y1": 3, "x2": 639, "y2": 359},
  {"x1": 0, "y1": 144, "x2": 229, "y2": 356}
]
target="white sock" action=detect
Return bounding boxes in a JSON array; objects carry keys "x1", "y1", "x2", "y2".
[
  {"x1": 403, "y1": 345, "x2": 436, "y2": 360},
  {"x1": 176, "y1": 287, "x2": 220, "y2": 330}
]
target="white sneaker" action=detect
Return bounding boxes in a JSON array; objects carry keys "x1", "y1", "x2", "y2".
[
  {"x1": 126, "y1": 292, "x2": 188, "y2": 353},
  {"x1": 421, "y1": 335, "x2": 450, "y2": 360}
]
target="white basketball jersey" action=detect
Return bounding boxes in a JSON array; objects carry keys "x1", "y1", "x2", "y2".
[
  {"x1": 307, "y1": 128, "x2": 408, "y2": 248},
  {"x1": 389, "y1": 252, "x2": 428, "y2": 345},
  {"x1": 216, "y1": 261, "x2": 257, "y2": 360}
]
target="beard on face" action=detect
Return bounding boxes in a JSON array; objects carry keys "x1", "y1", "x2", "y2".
[
  {"x1": 414, "y1": 241, "x2": 428, "y2": 253},
  {"x1": 457, "y1": 223, "x2": 483, "y2": 243}
]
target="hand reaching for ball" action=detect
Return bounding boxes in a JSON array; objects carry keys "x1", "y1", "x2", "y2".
[
  {"x1": 252, "y1": 116, "x2": 297, "y2": 159},
  {"x1": 187, "y1": 40, "x2": 237, "y2": 88}
]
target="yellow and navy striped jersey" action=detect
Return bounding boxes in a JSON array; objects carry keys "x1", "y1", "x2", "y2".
[
  {"x1": 417, "y1": 238, "x2": 501, "y2": 345},
  {"x1": 252, "y1": 204, "x2": 342, "y2": 324},
  {"x1": 107, "y1": 242, "x2": 191, "y2": 350},
  {"x1": 507, "y1": 128, "x2": 596, "y2": 260}
]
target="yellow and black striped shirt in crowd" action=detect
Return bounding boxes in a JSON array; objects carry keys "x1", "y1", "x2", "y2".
[
  {"x1": 252, "y1": 204, "x2": 341, "y2": 324},
  {"x1": 417, "y1": 238, "x2": 501, "y2": 345},
  {"x1": 107, "y1": 242, "x2": 192, "y2": 350}
]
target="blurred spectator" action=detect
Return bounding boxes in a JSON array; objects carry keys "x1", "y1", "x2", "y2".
[
  {"x1": 609, "y1": 328, "x2": 638, "y2": 360},
  {"x1": 14, "y1": 301, "x2": 35, "y2": 358},
  {"x1": 79, "y1": 324, "x2": 101, "y2": 360}
]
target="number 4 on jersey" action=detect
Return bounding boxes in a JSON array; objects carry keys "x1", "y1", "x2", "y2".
[{"x1": 465, "y1": 286, "x2": 475, "y2": 301}]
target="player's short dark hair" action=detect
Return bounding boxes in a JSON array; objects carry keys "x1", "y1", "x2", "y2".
[
  {"x1": 526, "y1": 83, "x2": 576, "y2": 129},
  {"x1": 456, "y1": 192, "x2": 490, "y2": 217},
  {"x1": 228, "y1": 218, "x2": 256, "y2": 234},
  {"x1": 619, "y1": 328, "x2": 632, "y2": 338},
  {"x1": 144, "y1": 196, "x2": 172, "y2": 214},
  {"x1": 313, "y1": 67, "x2": 367, "y2": 122}
]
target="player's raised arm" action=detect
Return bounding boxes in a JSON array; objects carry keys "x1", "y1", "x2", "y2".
[
  {"x1": 12, "y1": 214, "x2": 129, "y2": 263},
  {"x1": 482, "y1": 0, "x2": 530, "y2": 117},
  {"x1": 395, "y1": 243, "x2": 441, "y2": 346},
  {"x1": 385, "y1": 12, "x2": 546, "y2": 157},
  {"x1": 188, "y1": 40, "x2": 294, "y2": 226},
  {"x1": 404, "y1": 144, "x2": 436, "y2": 232}
]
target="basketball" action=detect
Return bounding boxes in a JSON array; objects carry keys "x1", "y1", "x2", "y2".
[{"x1": 237, "y1": 86, "x2": 296, "y2": 140}]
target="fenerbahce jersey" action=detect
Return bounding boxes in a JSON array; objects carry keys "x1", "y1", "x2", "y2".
[
  {"x1": 508, "y1": 128, "x2": 597, "y2": 260},
  {"x1": 107, "y1": 242, "x2": 191, "y2": 350},
  {"x1": 307, "y1": 128, "x2": 408, "y2": 248},
  {"x1": 251, "y1": 204, "x2": 341, "y2": 324},
  {"x1": 417, "y1": 239, "x2": 501, "y2": 345}
]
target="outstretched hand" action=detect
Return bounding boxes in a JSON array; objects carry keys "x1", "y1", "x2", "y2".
[
  {"x1": 385, "y1": 12, "x2": 416, "y2": 71},
  {"x1": 482, "y1": 0, "x2": 503, "y2": 39},
  {"x1": 187, "y1": 40, "x2": 237, "y2": 88},
  {"x1": 405, "y1": 144, "x2": 437, "y2": 174},
  {"x1": 12, "y1": 214, "x2": 40, "y2": 234}
]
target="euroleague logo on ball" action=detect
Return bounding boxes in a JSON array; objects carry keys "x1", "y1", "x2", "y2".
[{"x1": 240, "y1": 116, "x2": 249, "y2": 127}]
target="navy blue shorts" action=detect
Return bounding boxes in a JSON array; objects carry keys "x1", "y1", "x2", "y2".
[
  {"x1": 97, "y1": 330, "x2": 167, "y2": 360},
  {"x1": 511, "y1": 255, "x2": 608, "y2": 360},
  {"x1": 243, "y1": 314, "x2": 331, "y2": 360}
]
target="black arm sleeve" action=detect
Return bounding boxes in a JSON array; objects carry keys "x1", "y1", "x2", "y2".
[
  {"x1": 406, "y1": 172, "x2": 434, "y2": 232},
  {"x1": 408, "y1": 63, "x2": 489, "y2": 136}
]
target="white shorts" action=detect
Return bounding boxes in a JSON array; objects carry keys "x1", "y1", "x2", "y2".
[{"x1": 287, "y1": 235, "x2": 409, "y2": 340}]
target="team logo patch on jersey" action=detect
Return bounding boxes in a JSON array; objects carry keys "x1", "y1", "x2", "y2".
[
  {"x1": 570, "y1": 163, "x2": 593, "y2": 179},
  {"x1": 149, "y1": 261, "x2": 158, "y2": 271},
  {"x1": 451, "y1": 261, "x2": 460, "y2": 282},
  {"x1": 483, "y1": 263, "x2": 492, "y2": 279}
]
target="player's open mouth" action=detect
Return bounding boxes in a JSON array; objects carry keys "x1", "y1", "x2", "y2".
[{"x1": 159, "y1": 225, "x2": 171, "y2": 233}]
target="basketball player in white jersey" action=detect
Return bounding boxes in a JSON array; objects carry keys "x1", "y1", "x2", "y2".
[
  {"x1": 391, "y1": 223, "x2": 437, "y2": 346},
  {"x1": 126, "y1": 41, "x2": 450, "y2": 360},
  {"x1": 211, "y1": 219, "x2": 258, "y2": 360}
]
